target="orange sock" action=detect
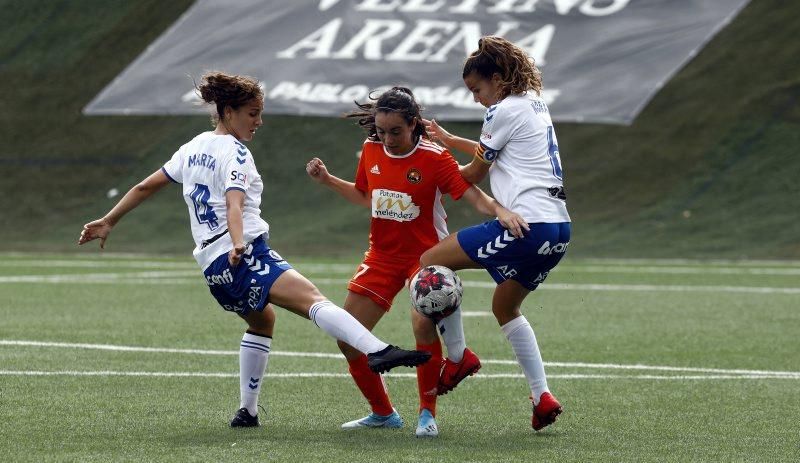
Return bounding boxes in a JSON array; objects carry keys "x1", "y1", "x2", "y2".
[
  {"x1": 348, "y1": 354, "x2": 394, "y2": 416},
  {"x1": 416, "y1": 340, "x2": 443, "y2": 416}
]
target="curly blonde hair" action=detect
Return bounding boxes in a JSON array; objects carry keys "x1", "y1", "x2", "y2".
[{"x1": 462, "y1": 36, "x2": 543, "y2": 98}]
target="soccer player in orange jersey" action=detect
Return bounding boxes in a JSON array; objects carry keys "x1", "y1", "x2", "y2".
[{"x1": 306, "y1": 87, "x2": 527, "y2": 437}]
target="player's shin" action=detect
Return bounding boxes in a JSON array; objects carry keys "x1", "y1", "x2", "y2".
[
  {"x1": 239, "y1": 331, "x2": 272, "y2": 416},
  {"x1": 437, "y1": 307, "x2": 467, "y2": 362},
  {"x1": 348, "y1": 354, "x2": 394, "y2": 416},
  {"x1": 308, "y1": 300, "x2": 389, "y2": 354},
  {"x1": 501, "y1": 315, "x2": 549, "y2": 403},
  {"x1": 416, "y1": 340, "x2": 442, "y2": 415}
]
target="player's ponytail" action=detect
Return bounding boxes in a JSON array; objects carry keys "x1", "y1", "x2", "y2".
[
  {"x1": 346, "y1": 86, "x2": 428, "y2": 142},
  {"x1": 462, "y1": 36, "x2": 543, "y2": 97},
  {"x1": 196, "y1": 71, "x2": 264, "y2": 125}
]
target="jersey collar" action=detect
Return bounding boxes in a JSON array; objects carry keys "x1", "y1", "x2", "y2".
[{"x1": 382, "y1": 136, "x2": 422, "y2": 159}]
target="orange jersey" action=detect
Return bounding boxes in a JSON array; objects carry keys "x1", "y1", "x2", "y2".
[{"x1": 354, "y1": 138, "x2": 471, "y2": 259}]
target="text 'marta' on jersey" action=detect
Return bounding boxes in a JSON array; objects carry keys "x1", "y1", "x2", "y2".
[
  {"x1": 477, "y1": 93, "x2": 570, "y2": 224},
  {"x1": 354, "y1": 137, "x2": 470, "y2": 259},
  {"x1": 162, "y1": 132, "x2": 269, "y2": 269}
]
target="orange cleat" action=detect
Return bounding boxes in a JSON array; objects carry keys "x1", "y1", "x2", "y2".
[
  {"x1": 437, "y1": 348, "x2": 481, "y2": 395},
  {"x1": 531, "y1": 392, "x2": 562, "y2": 431}
]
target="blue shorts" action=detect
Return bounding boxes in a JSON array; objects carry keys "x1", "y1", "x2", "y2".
[
  {"x1": 202, "y1": 236, "x2": 293, "y2": 316},
  {"x1": 457, "y1": 221, "x2": 571, "y2": 291}
]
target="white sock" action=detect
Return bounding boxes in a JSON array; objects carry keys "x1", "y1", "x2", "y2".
[
  {"x1": 239, "y1": 331, "x2": 271, "y2": 416},
  {"x1": 437, "y1": 306, "x2": 466, "y2": 362},
  {"x1": 501, "y1": 315, "x2": 549, "y2": 404},
  {"x1": 308, "y1": 300, "x2": 388, "y2": 354}
]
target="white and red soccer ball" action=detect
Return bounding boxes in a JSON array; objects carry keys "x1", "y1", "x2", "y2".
[{"x1": 409, "y1": 265, "x2": 462, "y2": 320}]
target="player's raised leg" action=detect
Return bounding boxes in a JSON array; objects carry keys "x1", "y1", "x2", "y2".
[
  {"x1": 492, "y1": 279, "x2": 561, "y2": 431},
  {"x1": 268, "y1": 269, "x2": 431, "y2": 372},
  {"x1": 419, "y1": 232, "x2": 482, "y2": 395}
]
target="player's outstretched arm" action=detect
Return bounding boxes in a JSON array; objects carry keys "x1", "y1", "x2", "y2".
[
  {"x1": 422, "y1": 118, "x2": 479, "y2": 157},
  {"x1": 78, "y1": 169, "x2": 171, "y2": 248},
  {"x1": 306, "y1": 157, "x2": 369, "y2": 208},
  {"x1": 461, "y1": 186, "x2": 529, "y2": 238}
]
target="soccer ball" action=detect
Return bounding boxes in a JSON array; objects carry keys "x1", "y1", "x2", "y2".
[{"x1": 409, "y1": 265, "x2": 462, "y2": 320}]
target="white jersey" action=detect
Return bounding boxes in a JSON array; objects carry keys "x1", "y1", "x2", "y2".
[
  {"x1": 478, "y1": 92, "x2": 571, "y2": 223},
  {"x1": 162, "y1": 131, "x2": 269, "y2": 270}
]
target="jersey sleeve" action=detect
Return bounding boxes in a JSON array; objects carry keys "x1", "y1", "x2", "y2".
[
  {"x1": 476, "y1": 103, "x2": 514, "y2": 165},
  {"x1": 353, "y1": 141, "x2": 369, "y2": 193},
  {"x1": 436, "y1": 150, "x2": 471, "y2": 200},
  {"x1": 222, "y1": 143, "x2": 257, "y2": 192},
  {"x1": 161, "y1": 147, "x2": 184, "y2": 183}
]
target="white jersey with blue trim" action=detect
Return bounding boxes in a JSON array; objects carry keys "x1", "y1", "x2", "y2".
[
  {"x1": 162, "y1": 131, "x2": 269, "y2": 270},
  {"x1": 477, "y1": 92, "x2": 570, "y2": 224}
]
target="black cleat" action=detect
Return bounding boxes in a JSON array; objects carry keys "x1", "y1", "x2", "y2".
[
  {"x1": 230, "y1": 407, "x2": 259, "y2": 428},
  {"x1": 367, "y1": 345, "x2": 432, "y2": 374}
]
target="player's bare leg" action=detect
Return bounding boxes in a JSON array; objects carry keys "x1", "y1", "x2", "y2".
[
  {"x1": 493, "y1": 280, "x2": 561, "y2": 430},
  {"x1": 419, "y1": 233, "x2": 482, "y2": 395},
  {"x1": 230, "y1": 304, "x2": 276, "y2": 427}
]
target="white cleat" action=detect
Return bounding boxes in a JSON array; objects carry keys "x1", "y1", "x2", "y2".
[
  {"x1": 415, "y1": 409, "x2": 439, "y2": 438},
  {"x1": 341, "y1": 409, "x2": 403, "y2": 430}
]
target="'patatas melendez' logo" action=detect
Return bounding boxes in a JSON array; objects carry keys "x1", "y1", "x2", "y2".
[{"x1": 372, "y1": 189, "x2": 420, "y2": 222}]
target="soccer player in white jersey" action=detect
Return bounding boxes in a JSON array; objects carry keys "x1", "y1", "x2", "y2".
[
  {"x1": 78, "y1": 71, "x2": 431, "y2": 428},
  {"x1": 419, "y1": 36, "x2": 571, "y2": 431}
]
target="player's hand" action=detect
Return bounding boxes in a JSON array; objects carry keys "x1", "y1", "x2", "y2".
[
  {"x1": 422, "y1": 118, "x2": 452, "y2": 146},
  {"x1": 306, "y1": 157, "x2": 331, "y2": 184},
  {"x1": 497, "y1": 209, "x2": 530, "y2": 239},
  {"x1": 228, "y1": 244, "x2": 246, "y2": 267},
  {"x1": 78, "y1": 218, "x2": 113, "y2": 248}
]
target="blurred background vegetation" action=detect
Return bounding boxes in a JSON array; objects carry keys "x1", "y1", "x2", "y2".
[{"x1": 1, "y1": 0, "x2": 797, "y2": 258}]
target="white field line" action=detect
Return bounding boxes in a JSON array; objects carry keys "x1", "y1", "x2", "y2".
[
  {"x1": 3, "y1": 340, "x2": 799, "y2": 378},
  {"x1": 555, "y1": 265, "x2": 800, "y2": 276},
  {"x1": 0, "y1": 370, "x2": 797, "y2": 380},
  {"x1": 576, "y1": 258, "x2": 800, "y2": 267},
  {"x1": 312, "y1": 278, "x2": 800, "y2": 295},
  {"x1": 3, "y1": 260, "x2": 800, "y2": 275},
  {"x1": 0, "y1": 260, "x2": 197, "y2": 269},
  {"x1": 2, "y1": 274, "x2": 799, "y2": 294},
  {"x1": 4, "y1": 253, "x2": 800, "y2": 267}
]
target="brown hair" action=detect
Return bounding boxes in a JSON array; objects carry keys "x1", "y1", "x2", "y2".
[
  {"x1": 196, "y1": 71, "x2": 263, "y2": 125},
  {"x1": 346, "y1": 86, "x2": 427, "y2": 142},
  {"x1": 462, "y1": 36, "x2": 543, "y2": 98}
]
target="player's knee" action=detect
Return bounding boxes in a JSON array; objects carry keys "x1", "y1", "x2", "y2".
[
  {"x1": 337, "y1": 339, "x2": 360, "y2": 359},
  {"x1": 419, "y1": 248, "x2": 435, "y2": 267},
  {"x1": 246, "y1": 305, "x2": 275, "y2": 333},
  {"x1": 492, "y1": 305, "x2": 521, "y2": 326},
  {"x1": 411, "y1": 311, "x2": 437, "y2": 341}
]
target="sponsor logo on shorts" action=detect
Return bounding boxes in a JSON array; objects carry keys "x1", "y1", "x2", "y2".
[
  {"x1": 532, "y1": 271, "x2": 550, "y2": 284},
  {"x1": 537, "y1": 241, "x2": 569, "y2": 255},
  {"x1": 206, "y1": 268, "x2": 233, "y2": 286},
  {"x1": 247, "y1": 286, "x2": 263, "y2": 309},
  {"x1": 496, "y1": 265, "x2": 518, "y2": 278},
  {"x1": 222, "y1": 303, "x2": 245, "y2": 314}
]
